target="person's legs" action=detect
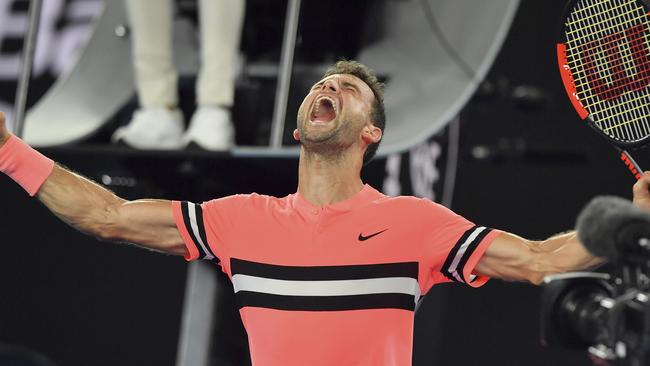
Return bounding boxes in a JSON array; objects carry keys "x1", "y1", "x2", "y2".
[
  {"x1": 112, "y1": 0, "x2": 184, "y2": 149},
  {"x1": 128, "y1": 0, "x2": 178, "y2": 108},
  {"x1": 196, "y1": 0, "x2": 244, "y2": 108},
  {"x1": 184, "y1": 0, "x2": 245, "y2": 150}
]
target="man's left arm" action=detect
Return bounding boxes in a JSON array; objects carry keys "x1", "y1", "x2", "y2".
[
  {"x1": 475, "y1": 172, "x2": 650, "y2": 285},
  {"x1": 474, "y1": 231, "x2": 601, "y2": 285}
]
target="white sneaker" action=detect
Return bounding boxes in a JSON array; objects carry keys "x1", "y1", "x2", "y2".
[
  {"x1": 112, "y1": 108, "x2": 184, "y2": 149},
  {"x1": 183, "y1": 106, "x2": 235, "y2": 151}
]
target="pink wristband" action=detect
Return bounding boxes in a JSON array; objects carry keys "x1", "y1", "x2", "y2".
[{"x1": 0, "y1": 135, "x2": 54, "y2": 196}]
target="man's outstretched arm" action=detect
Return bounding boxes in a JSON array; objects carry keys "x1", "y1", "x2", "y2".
[
  {"x1": 475, "y1": 172, "x2": 650, "y2": 285},
  {"x1": 474, "y1": 230, "x2": 601, "y2": 285},
  {"x1": 36, "y1": 166, "x2": 186, "y2": 255},
  {"x1": 0, "y1": 113, "x2": 186, "y2": 256}
]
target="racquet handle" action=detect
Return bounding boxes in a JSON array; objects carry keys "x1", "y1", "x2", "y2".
[{"x1": 620, "y1": 150, "x2": 644, "y2": 180}]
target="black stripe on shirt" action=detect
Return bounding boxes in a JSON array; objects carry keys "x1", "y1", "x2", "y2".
[
  {"x1": 180, "y1": 201, "x2": 217, "y2": 261},
  {"x1": 180, "y1": 201, "x2": 204, "y2": 257},
  {"x1": 231, "y1": 258, "x2": 419, "y2": 281},
  {"x1": 193, "y1": 203, "x2": 216, "y2": 259},
  {"x1": 235, "y1": 291, "x2": 416, "y2": 312},
  {"x1": 441, "y1": 226, "x2": 492, "y2": 284},
  {"x1": 441, "y1": 225, "x2": 479, "y2": 283},
  {"x1": 455, "y1": 227, "x2": 492, "y2": 283}
]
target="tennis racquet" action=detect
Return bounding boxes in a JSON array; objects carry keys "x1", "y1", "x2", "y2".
[{"x1": 557, "y1": 0, "x2": 650, "y2": 180}]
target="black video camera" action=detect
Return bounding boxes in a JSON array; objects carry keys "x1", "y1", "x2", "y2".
[{"x1": 541, "y1": 196, "x2": 650, "y2": 366}]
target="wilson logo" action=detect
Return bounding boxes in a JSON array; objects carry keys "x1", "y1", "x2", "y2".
[{"x1": 579, "y1": 23, "x2": 650, "y2": 101}]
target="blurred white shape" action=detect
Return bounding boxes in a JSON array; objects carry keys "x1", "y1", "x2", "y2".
[
  {"x1": 383, "y1": 154, "x2": 402, "y2": 197},
  {"x1": 0, "y1": 101, "x2": 13, "y2": 133},
  {"x1": 410, "y1": 140, "x2": 441, "y2": 200},
  {"x1": 0, "y1": 0, "x2": 101, "y2": 79}
]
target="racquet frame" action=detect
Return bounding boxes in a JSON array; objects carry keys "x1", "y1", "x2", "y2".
[{"x1": 557, "y1": 0, "x2": 650, "y2": 180}]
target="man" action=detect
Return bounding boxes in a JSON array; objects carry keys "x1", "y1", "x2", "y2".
[{"x1": 1, "y1": 60, "x2": 649, "y2": 366}]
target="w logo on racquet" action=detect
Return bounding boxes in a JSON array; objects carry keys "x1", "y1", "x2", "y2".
[{"x1": 579, "y1": 23, "x2": 650, "y2": 101}]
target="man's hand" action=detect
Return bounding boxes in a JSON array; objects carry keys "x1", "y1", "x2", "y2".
[
  {"x1": 0, "y1": 112, "x2": 10, "y2": 147},
  {"x1": 633, "y1": 171, "x2": 650, "y2": 212}
]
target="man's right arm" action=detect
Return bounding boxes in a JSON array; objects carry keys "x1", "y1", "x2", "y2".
[
  {"x1": 0, "y1": 113, "x2": 186, "y2": 256},
  {"x1": 36, "y1": 165, "x2": 186, "y2": 255}
]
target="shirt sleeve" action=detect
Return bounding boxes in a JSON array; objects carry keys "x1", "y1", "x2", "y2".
[
  {"x1": 172, "y1": 195, "x2": 244, "y2": 266},
  {"x1": 417, "y1": 199, "x2": 502, "y2": 292}
]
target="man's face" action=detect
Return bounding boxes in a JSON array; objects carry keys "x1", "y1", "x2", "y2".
[{"x1": 295, "y1": 74, "x2": 375, "y2": 151}]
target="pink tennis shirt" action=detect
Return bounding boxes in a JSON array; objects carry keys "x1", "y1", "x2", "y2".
[{"x1": 172, "y1": 184, "x2": 502, "y2": 366}]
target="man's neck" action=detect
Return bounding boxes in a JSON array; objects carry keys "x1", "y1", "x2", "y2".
[{"x1": 297, "y1": 147, "x2": 364, "y2": 207}]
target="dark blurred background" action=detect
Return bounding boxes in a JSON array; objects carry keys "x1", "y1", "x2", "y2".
[{"x1": 0, "y1": 0, "x2": 646, "y2": 365}]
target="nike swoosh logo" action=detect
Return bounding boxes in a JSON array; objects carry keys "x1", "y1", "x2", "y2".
[{"x1": 358, "y1": 229, "x2": 388, "y2": 241}]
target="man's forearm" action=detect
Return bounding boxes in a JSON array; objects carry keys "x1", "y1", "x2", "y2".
[
  {"x1": 476, "y1": 230, "x2": 604, "y2": 284},
  {"x1": 34, "y1": 164, "x2": 185, "y2": 254},
  {"x1": 534, "y1": 231, "x2": 604, "y2": 277},
  {"x1": 37, "y1": 164, "x2": 126, "y2": 239},
  {"x1": 0, "y1": 132, "x2": 185, "y2": 254},
  {"x1": 0, "y1": 129, "x2": 124, "y2": 239}
]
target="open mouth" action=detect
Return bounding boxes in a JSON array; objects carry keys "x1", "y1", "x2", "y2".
[{"x1": 310, "y1": 95, "x2": 338, "y2": 124}]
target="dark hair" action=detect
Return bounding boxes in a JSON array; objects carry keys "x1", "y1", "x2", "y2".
[{"x1": 322, "y1": 60, "x2": 385, "y2": 165}]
